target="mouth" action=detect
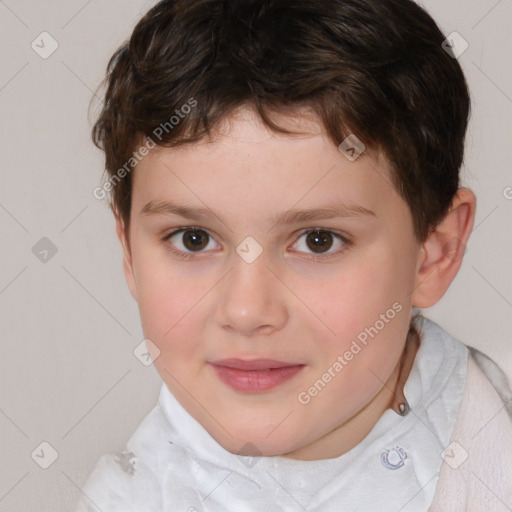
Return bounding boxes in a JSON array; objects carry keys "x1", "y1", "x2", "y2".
[{"x1": 208, "y1": 358, "x2": 305, "y2": 392}]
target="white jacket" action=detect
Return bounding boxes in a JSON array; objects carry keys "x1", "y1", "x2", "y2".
[
  {"x1": 74, "y1": 318, "x2": 512, "y2": 512},
  {"x1": 429, "y1": 345, "x2": 512, "y2": 511}
]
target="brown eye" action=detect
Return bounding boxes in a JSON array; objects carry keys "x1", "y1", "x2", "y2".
[
  {"x1": 291, "y1": 229, "x2": 347, "y2": 257},
  {"x1": 167, "y1": 228, "x2": 216, "y2": 253},
  {"x1": 305, "y1": 230, "x2": 334, "y2": 253},
  {"x1": 182, "y1": 229, "x2": 209, "y2": 251}
]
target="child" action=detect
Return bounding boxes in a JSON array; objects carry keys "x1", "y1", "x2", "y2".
[{"x1": 76, "y1": 0, "x2": 512, "y2": 510}]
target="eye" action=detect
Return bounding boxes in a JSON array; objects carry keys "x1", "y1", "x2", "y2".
[
  {"x1": 290, "y1": 229, "x2": 348, "y2": 256},
  {"x1": 164, "y1": 228, "x2": 219, "y2": 254},
  {"x1": 162, "y1": 227, "x2": 350, "y2": 260}
]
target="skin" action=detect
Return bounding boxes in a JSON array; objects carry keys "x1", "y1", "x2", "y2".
[{"x1": 116, "y1": 107, "x2": 476, "y2": 461}]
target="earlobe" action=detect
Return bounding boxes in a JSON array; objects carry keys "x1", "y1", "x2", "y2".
[
  {"x1": 411, "y1": 188, "x2": 476, "y2": 308},
  {"x1": 115, "y1": 213, "x2": 139, "y2": 302}
]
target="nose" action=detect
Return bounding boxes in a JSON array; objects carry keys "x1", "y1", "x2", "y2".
[{"x1": 215, "y1": 252, "x2": 288, "y2": 337}]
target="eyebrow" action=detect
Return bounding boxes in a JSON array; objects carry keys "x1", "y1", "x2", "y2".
[
  {"x1": 140, "y1": 199, "x2": 375, "y2": 226},
  {"x1": 140, "y1": 201, "x2": 376, "y2": 226}
]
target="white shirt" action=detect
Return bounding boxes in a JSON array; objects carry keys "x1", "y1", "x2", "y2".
[{"x1": 74, "y1": 317, "x2": 511, "y2": 512}]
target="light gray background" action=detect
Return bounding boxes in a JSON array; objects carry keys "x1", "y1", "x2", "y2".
[{"x1": 0, "y1": 1, "x2": 510, "y2": 510}]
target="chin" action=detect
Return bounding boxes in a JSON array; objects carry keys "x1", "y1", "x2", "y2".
[
  {"x1": 216, "y1": 420, "x2": 302, "y2": 457},
  {"x1": 225, "y1": 437, "x2": 294, "y2": 457}
]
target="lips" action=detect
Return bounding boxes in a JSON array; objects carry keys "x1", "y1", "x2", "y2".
[
  {"x1": 209, "y1": 358, "x2": 305, "y2": 392},
  {"x1": 210, "y1": 358, "x2": 301, "y2": 371}
]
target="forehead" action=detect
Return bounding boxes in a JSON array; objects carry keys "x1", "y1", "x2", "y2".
[{"x1": 130, "y1": 107, "x2": 404, "y2": 227}]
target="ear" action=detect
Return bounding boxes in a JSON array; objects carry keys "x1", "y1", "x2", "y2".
[
  {"x1": 411, "y1": 188, "x2": 476, "y2": 308},
  {"x1": 115, "y1": 212, "x2": 138, "y2": 302}
]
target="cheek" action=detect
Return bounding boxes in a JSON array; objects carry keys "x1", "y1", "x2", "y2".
[
  {"x1": 134, "y1": 254, "x2": 204, "y2": 343},
  {"x1": 304, "y1": 255, "x2": 411, "y2": 372},
  {"x1": 136, "y1": 271, "x2": 208, "y2": 383},
  {"x1": 305, "y1": 260, "x2": 390, "y2": 339}
]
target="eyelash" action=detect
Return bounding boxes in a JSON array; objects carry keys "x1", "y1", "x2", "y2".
[{"x1": 161, "y1": 227, "x2": 352, "y2": 261}]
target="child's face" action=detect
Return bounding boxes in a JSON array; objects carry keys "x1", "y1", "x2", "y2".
[{"x1": 121, "y1": 108, "x2": 424, "y2": 460}]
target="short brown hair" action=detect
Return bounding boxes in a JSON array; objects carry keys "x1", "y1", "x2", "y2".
[{"x1": 90, "y1": 0, "x2": 471, "y2": 243}]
